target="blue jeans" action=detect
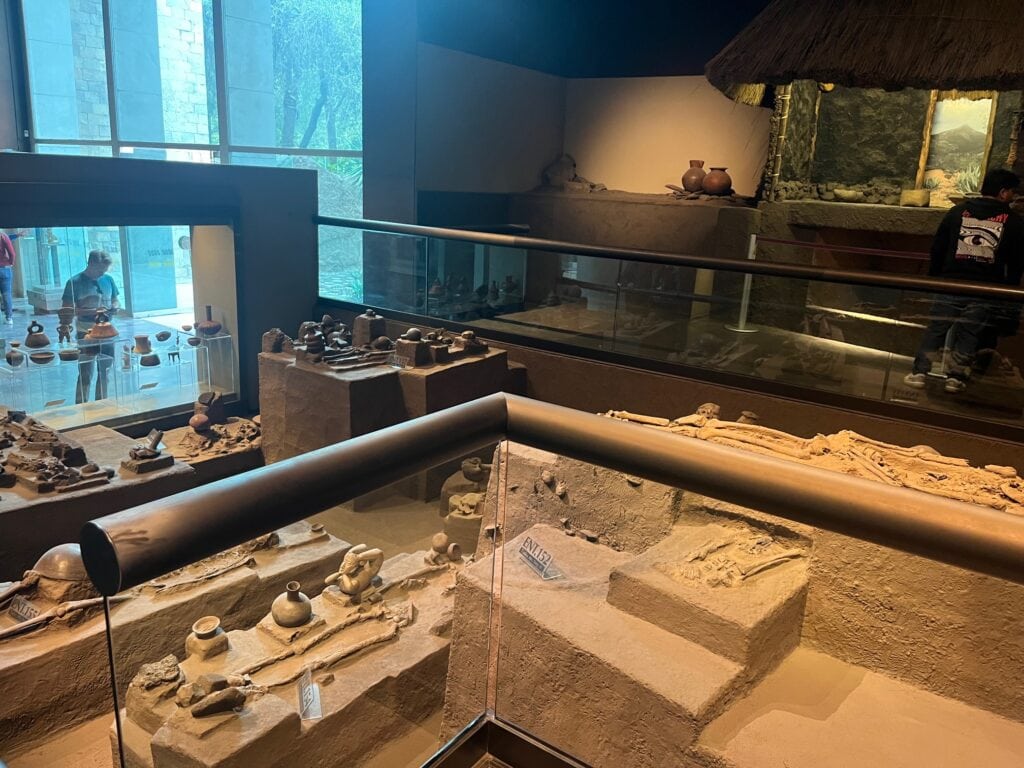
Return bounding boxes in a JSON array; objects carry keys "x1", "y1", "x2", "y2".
[
  {"x1": 75, "y1": 332, "x2": 114, "y2": 403},
  {"x1": 912, "y1": 297, "x2": 1003, "y2": 380},
  {"x1": 0, "y1": 266, "x2": 12, "y2": 320}
]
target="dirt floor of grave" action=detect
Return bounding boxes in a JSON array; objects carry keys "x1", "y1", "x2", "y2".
[{"x1": 309, "y1": 492, "x2": 445, "y2": 556}]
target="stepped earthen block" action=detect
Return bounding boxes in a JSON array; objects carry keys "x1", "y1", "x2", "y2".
[
  {"x1": 607, "y1": 522, "x2": 808, "y2": 678},
  {"x1": 443, "y1": 524, "x2": 742, "y2": 767}
]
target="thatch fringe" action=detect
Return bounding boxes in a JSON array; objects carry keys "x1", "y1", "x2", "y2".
[{"x1": 706, "y1": 0, "x2": 1024, "y2": 99}]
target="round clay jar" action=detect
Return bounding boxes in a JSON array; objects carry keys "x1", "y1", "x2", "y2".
[
  {"x1": 189, "y1": 413, "x2": 211, "y2": 433},
  {"x1": 271, "y1": 581, "x2": 312, "y2": 628},
  {"x1": 702, "y1": 167, "x2": 732, "y2": 196},
  {"x1": 682, "y1": 160, "x2": 706, "y2": 192}
]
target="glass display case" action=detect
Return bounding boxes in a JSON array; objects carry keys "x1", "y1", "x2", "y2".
[{"x1": 0, "y1": 345, "x2": 120, "y2": 429}]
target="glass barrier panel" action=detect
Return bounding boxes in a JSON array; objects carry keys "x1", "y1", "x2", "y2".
[
  {"x1": 100, "y1": 451, "x2": 499, "y2": 768},
  {"x1": 325, "y1": 224, "x2": 1024, "y2": 431},
  {"x1": 0, "y1": 223, "x2": 239, "y2": 429},
  {"x1": 487, "y1": 433, "x2": 1024, "y2": 767}
]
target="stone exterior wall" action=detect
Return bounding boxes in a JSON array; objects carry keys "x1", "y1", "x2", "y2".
[
  {"x1": 65, "y1": 0, "x2": 212, "y2": 145},
  {"x1": 69, "y1": 0, "x2": 110, "y2": 140},
  {"x1": 779, "y1": 80, "x2": 818, "y2": 184},
  {"x1": 157, "y1": 0, "x2": 212, "y2": 144},
  {"x1": 812, "y1": 86, "x2": 931, "y2": 187}
]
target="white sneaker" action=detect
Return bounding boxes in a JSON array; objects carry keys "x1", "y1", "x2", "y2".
[
  {"x1": 4, "y1": 317, "x2": 12, "y2": 326},
  {"x1": 944, "y1": 377, "x2": 967, "y2": 394},
  {"x1": 903, "y1": 373, "x2": 927, "y2": 389}
]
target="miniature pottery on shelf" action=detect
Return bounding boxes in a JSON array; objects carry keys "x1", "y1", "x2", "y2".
[
  {"x1": 133, "y1": 334, "x2": 153, "y2": 355},
  {"x1": 702, "y1": 167, "x2": 732, "y2": 196},
  {"x1": 682, "y1": 160, "x2": 706, "y2": 192},
  {"x1": 86, "y1": 308, "x2": 118, "y2": 340},
  {"x1": 196, "y1": 305, "x2": 222, "y2": 337},
  {"x1": 186, "y1": 336, "x2": 201, "y2": 347},
  {"x1": 58, "y1": 348, "x2": 80, "y2": 362},
  {"x1": 24, "y1": 320, "x2": 50, "y2": 349},
  {"x1": 29, "y1": 351, "x2": 55, "y2": 364},
  {"x1": 155, "y1": 330, "x2": 172, "y2": 342},
  {"x1": 140, "y1": 353, "x2": 161, "y2": 367},
  {"x1": 271, "y1": 581, "x2": 312, "y2": 628},
  {"x1": 6, "y1": 343, "x2": 24, "y2": 367}
]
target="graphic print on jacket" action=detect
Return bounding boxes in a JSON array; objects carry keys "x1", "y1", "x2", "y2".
[{"x1": 956, "y1": 210, "x2": 1008, "y2": 264}]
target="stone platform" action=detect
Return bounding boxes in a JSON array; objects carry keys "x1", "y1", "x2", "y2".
[
  {"x1": 397, "y1": 348, "x2": 509, "y2": 418},
  {"x1": 0, "y1": 523, "x2": 348, "y2": 757},
  {"x1": 0, "y1": 425, "x2": 195, "y2": 579},
  {"x1": 257, "y1": 353, "x2": 405, "y2": 462}
]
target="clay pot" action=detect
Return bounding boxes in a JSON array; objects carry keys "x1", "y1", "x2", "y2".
[
  {"x1": 29, "y1": 351, "x2": 55, "y2": 364},
  {"x1": 155, "y1": 330, "x2": 172, "y2": 342},
  {"x1": 682, "y1": 160, "x2": 706, "y2": 193},
  {"x1": 133, "y1": 334, "x2": 153, "y2": 355},
  {"x1": 195, "y1": 305, "x2": 222, "y2": 337},
  {"x1": 140, "y1": 353, "x2": 160, "y2": 367},
  {"x1": 185, "y1": 615, "x2": 228, "y2": 661},
  {"x1": 86, "y1": 309, "x2": 118, "y2": 340},
  {"x1": 59, "y1": 348, "x2": 80, "y2": 362},
  {"x1": 189, "y1": 413, "x2": 211, "y2": 433},
  {"x1": 181, "y1": 324, "x2": 192, "y2": 333},
  {"x1": 6, "y1": 343, "x2": 24, "y2": 367},
  {"x1": 187, "y1": 336, "x2": 201, "y2": 347},
  {"x1": 702, "y1": 167, "x2": 732, "y2": 196},
  {"x1": 271, "y1": 581, "x2": 312, "y2": 628},
  {"x1": 24, "y1": 321, "x2": 51, "y2": 349}
]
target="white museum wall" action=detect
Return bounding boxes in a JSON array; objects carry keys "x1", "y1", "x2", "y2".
[
  {"x1": 563, "y1": 75, "x2": 771, "y2": 197},
  {"x1": 416, "y1": 43, "x2": 566, "y2": 193}
]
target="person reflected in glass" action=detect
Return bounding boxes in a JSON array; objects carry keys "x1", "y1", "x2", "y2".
[
  {"x1": 904, "y1": 169, "x2": 1024, "y2": 394},
  {"x1": 0, "y1": 230, "x2": 16, "y2": 325},
  {"x1": 62, "y1": 250, "x2": 120, "y2": 403}
]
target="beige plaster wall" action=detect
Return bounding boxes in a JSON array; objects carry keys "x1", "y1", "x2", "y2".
[
  {"x1": 563, "y1": 76, "x2": 771, "y2": 197},
  {"x1": 416, "y1": 43, "x2": 566, "y2": 193}
]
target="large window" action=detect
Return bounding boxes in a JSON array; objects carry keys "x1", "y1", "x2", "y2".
[{"x1": 19, "y1": 0, "x2": 363, "y2": 302}]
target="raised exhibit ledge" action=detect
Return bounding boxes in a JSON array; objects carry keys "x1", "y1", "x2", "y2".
[
  {"x1": 778, "y1": 199, "x2": 946, "y2": 235},
  {"x1": 690, "y1": 647, "x2": 1024, "y2": 768},
  {"x1": 81, "y1": 394, "x2": 1024, "y2": 596}
]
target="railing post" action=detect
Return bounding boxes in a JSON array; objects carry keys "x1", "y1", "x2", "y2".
[{"x1": 726, "y1": 234, "x2": 759, "y2": 333}]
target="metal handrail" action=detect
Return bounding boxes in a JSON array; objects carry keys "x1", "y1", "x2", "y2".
[
  {"x1": 315, "y1": 215, "x2": 1024, "y2": 302},
  {"x1": 81, "y1": 394, "x2": 1024, "y2": 595}
]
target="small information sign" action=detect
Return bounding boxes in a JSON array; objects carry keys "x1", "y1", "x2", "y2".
[
  {"x1": 518, "y1": 536, "x2": 563, "y2": 580},
  {"x1": 387, "y1": 352, "x2": 410, "y2": 369},
  {"x1": 8, "y1": 595, "x2": 41, "y2": 623},
  {"x1": 297, "y1": 668, "x2": 322, "y2": 721}
]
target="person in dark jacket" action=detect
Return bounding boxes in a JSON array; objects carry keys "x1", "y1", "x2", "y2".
[{"x1": 904, "y1": 168, "x2": 1024, "y2": 393}]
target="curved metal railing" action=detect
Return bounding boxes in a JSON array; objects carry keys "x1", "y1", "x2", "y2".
[{"x1": 81, "y1": 394, "x2": 1024, "y2": 595}]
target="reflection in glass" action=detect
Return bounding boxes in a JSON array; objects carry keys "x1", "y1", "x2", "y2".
[
  {"x1": 222, "y1": 0, "x2": 362, "y2": 151},
  {"x1": 21, "y1": 0, "x2": 111, "y2": 141}
]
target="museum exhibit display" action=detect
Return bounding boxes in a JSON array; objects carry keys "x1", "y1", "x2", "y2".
[
  {"x1": 258, "y1": 312, "x2": 517, "y2": 462},
  {"x1": 66, "y1": 393, "x2": 1024, "y2": 768},
  {"x1": 0, "y1": 521, "x2": 348, "y2": 758},
  {"x1": 0, "y1": 224, "x2": 241, "y2": 433}
]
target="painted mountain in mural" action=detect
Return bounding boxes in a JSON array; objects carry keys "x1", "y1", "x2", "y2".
[{"x1": 926, "y1": 123, "x2": 987, "y2": 170}]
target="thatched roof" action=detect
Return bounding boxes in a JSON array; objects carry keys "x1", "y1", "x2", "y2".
[{"x1": 706, "y1": 0, "x2": 1024, "y2": 104}]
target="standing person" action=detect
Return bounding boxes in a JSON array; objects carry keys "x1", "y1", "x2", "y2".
[
  {"x1": 0, "y1": 230, "x2": 16, "y2": 325},
  {"x1": 904, "y1": 168, "x2": 1024, "y2": 393},
  {"x1": 62, "y1": 250, "x2": 120, "y2": 403}
]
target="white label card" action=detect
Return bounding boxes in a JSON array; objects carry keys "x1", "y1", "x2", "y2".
[
  {"x1": 518, "y1": 536, "x2": 563, "y2": 580},
  {"x1": 297, "y1": 668, "x2": 322, "y2": 720}
]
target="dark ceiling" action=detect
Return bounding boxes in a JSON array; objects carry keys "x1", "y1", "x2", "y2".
[{"x1": 417, "y1": 0, "x2": 774, "y2": 78}]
